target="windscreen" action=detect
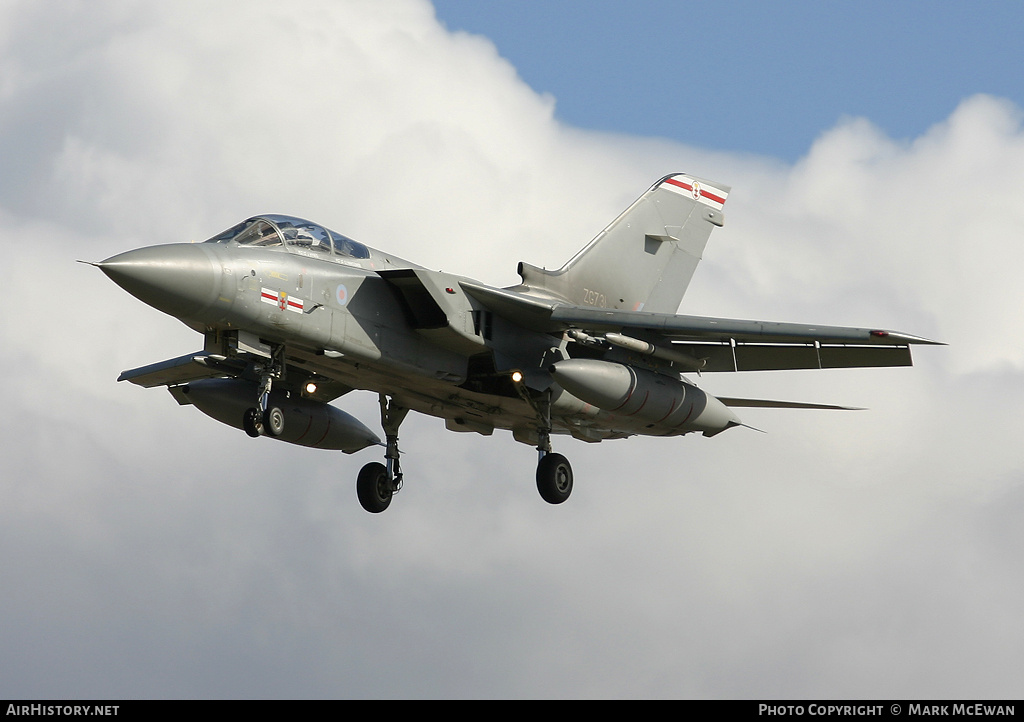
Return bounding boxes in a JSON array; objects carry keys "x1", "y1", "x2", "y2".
[{"x1": 205, "y1": 215, "x2": 369, "y2": 258}]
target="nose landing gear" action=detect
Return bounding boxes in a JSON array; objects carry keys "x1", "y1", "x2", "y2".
[{"x1": 242, "y1": 349, "x2": 286, "y2": 438}]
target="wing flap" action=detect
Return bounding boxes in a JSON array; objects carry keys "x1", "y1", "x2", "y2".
[
  {"x1": 669, "y1": 341, "x2": 914, "y2": 372},
  {"x1": 817, "y1": 344, "x2": 913, "y2": 369}
]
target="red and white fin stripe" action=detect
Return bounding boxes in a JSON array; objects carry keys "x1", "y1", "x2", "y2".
[{"x1": 660, "y1": 174, "x2": 728, "y2": 210}]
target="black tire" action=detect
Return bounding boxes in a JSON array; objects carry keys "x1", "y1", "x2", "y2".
[
  {"x1": 262, "y1": 406, "x2": 285, "y2": 437},
  {"x1": 357, "y1": 462, "x2": 393, "y2": 513},
  {"x1": 242, "y1": 407, "x2": 262, "y2": 438},
  {"x1": 536, "y1": 453, "x2": 573, "y2": 504}
]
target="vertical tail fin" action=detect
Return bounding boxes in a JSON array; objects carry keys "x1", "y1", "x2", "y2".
[{"x1": 516, "y1": 174, "x2": 729, "y2": 314}]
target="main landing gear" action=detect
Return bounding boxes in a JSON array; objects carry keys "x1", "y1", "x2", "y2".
[
  {"x1": 356, "y1": 394, "x2": 408, "y2": 513},
  {"x1": 537, "y1": 451, "x2": 573, "y2": 504},
  {"x1": 355, "y1": 391, "x2": 575, "y2": 513},
  {"x1": 533, "y1": 395, "x2": 573, "y2": 505}
]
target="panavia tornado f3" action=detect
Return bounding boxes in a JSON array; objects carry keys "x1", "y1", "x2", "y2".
[{"x1": 91, "y1": 174, "x2": 940, "y2": 512}]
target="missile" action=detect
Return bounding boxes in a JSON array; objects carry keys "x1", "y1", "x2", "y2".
[
  {"x1": 172, "y1": 378, "x2": 381, "y2": 452},
  {"x1": 602, "y1": 332, "x2": 706, "y2": 370},
  {"x1": 549, "y1": 359, "x2": 740, "y2": 436},
  {"x1": 567, "y1": 330, "x2": 706, "y2": 370}
]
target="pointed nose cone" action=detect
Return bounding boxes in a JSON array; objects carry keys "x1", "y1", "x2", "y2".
[{"x1": 99, "y1": 244, "x2": 219, "y2": 319}]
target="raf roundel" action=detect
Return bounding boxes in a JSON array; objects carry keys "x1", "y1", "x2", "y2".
[{"x1": 336, "y1": 284, "x2": 348, "y2": 306}]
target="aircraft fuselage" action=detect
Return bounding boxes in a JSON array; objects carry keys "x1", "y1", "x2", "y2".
[
  {"x1": 95, "y1": 176, "x2": 936, "y2": 512},
  {"x1": 99, "y1": 234, "x2": 736, "y2": 451}
]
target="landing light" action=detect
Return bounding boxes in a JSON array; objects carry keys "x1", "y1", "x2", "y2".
[
  {"x1": 511, "y1": 371, "x2": 524, "y2": 384},
  {"x1": 305, "y1": 382, "x2": 318, "y2": 394}
]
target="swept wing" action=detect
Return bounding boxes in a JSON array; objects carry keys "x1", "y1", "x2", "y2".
[{"x1": 463, "y1": 282, "x2": 941, "y2": 372}]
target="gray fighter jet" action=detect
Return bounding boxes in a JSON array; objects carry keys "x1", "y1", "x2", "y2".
[{"x1": 92, "y1": 174, "x2": 940, "y2": 512}]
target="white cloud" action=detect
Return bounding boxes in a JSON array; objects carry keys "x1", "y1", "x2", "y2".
[{"x1": 1, "y1": 0, "x2": 1022, "y2": 698}]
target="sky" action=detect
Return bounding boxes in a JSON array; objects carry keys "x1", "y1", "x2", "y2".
[
  {"x1": 1, "y1": 0, "x2": 1023, "y2": 699},
  {"x1": 434, "y1": 0, "x2": 1024, "y2": 161}
]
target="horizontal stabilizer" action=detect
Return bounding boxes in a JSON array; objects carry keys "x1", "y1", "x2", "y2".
[
  {"x1": 718, "y1": 397, "x2": 864, "y2": 410},
  {"x1": 117, "y1": 352, "x2": 237, "y2": 388}
]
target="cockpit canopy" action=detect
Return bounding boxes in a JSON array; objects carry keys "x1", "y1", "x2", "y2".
[{"x1": 205, "y1": 214, "x2": 370, "y2": 259}]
